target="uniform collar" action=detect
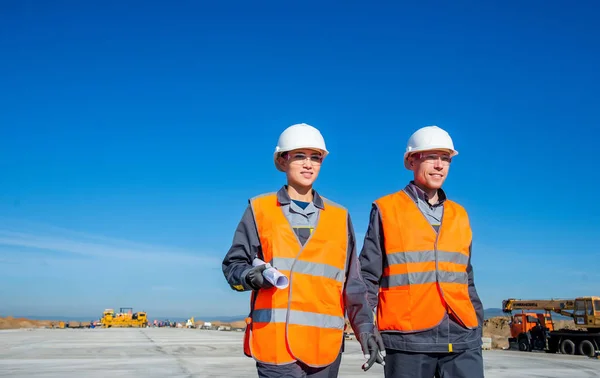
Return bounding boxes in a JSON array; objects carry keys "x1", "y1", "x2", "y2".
[
  {"x1": 276, "y1": 185, "x2": 325, "y2": 209},
  {"x1": 403, "y1": 181, "x2": 447, "y2": 206}
]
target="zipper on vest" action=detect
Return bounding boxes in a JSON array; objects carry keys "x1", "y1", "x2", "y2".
[
  {"x1": 434, "y1": 204, "x2": 468, "y2": 331},
  {"x1": 434, "y1": 210, "x2": 445, "y2": 306},
  {"x1": 435, "y1": 210, "x2": 454, "y2": 354},
  {"x1": 285, "y1": 210, "x2": 321, "y2": 329}
]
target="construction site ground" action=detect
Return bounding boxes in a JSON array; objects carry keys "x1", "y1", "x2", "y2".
[{"x1": 1, "y1": 328, "x2": 598, "y2": 377}]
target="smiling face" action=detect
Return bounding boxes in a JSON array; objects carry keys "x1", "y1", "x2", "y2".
[
  {"x1": 277, "y1": 148, "x2": 323, "y2": 189},
  {"x1": 407, "y1": 149, "x2": 453, "y2": 190}
]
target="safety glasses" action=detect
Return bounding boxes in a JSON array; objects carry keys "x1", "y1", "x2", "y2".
[{"x1": 285, "y1": 152, "x2": 323, "y2": 165}]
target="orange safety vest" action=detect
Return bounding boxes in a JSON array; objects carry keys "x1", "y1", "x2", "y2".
[
  {"x1": 243, "y1": 193, "x2": 348, "y2": 367},
  {"x1": 374, "y1": 190, "x2": 478, "y2": 333}
]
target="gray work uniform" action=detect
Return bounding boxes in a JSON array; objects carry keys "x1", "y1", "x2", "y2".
[
  {"x1": 358, "y1": 181, "x2": 484, "y2": 378},
  {"x1": 222, "y1": 186, "x2": 374, "y2": 378}
]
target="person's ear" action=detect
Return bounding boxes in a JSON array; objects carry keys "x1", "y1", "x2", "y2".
[{"x1": 278, "y1": 156, "x2": 287, "y2": 169}]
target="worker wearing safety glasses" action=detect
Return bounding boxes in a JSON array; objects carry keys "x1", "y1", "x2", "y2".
[
  {"x1": 222, "y1": 123, "x2": 384, "y2": 377},
  {"x1": 359, "y1": 126, "x2": 485, "y2": 378}
]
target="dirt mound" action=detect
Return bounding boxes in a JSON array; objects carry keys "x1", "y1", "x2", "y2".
[
  {"x1": 230, "y1": 320, "x2": 246, "y2": 329},
  {"x1": 483, "y1": 316, "x2": 512, "y2": 349},
  {"x1": 0, "y1": 316, "x2": 53, "y2": 330},
  {"x1": 553, "y1": 319, "x2": 576, "y2": 331}
]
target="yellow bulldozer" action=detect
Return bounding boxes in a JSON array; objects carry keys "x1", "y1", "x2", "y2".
[{"x1": 100, "y1": 307, "x2": 148, "y2": 328}]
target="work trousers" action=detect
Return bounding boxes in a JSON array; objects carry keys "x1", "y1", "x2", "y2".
[
  {"x1": 256, "y1": 353, "x2": 343, "y2": 378},
  {"x1": 384, "y1": 347, "x2": 484, "y2": 378}
]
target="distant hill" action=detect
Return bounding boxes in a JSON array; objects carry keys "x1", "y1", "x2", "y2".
[
  {"x1": 151, "y1": 315, "x2": 247, "y2": 323},
  {"x1": 2, "y1": 315, "x2": 100, "y2": 322},
  {"x1": 6, "y1": 309, "x2": 573, "y2": 324},
  {"x1": 484, "y1": 308, "x2": 508, "y2": 319},
  {"x1": 207, "y1": 315, "x2": 246, "y2": 322},
  {"x1": 1, "y1": 314, "x2": 248, "y2": 323},
  {"x1": 485, "y1": 307, "x2": 572, "y2": 320}
]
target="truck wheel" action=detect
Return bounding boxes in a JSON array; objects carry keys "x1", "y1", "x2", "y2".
[
  {"x1": 560, "y1": 339, "x2": 575, "y2": 355},
  {"x1": 534, "y1": 339, "x2": 545, "y2": 350},
  {"x1": 578, "y1": 340, "x2": 595, "y2": 357},
  {"x1": 518, "y1": 338, "x2": 530, "y2": 352}
]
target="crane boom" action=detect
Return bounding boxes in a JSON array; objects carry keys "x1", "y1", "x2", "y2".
[{"x1": 502, "y1": 298, "x2": 575, "y2": 313}]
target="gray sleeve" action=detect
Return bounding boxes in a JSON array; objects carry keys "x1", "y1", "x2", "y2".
[
  {"x1": 467, "y1": 243, "x2": 484, "y2": 326},
  {"x1": 358, "y1": 204, "x2": 384, "y2": 310},
  {"x1": 343, "y1": 213, "x2": 375, "y2": 335},
  {"x1": 221, "y1": 204, "x2": 261, "y2": 292}
]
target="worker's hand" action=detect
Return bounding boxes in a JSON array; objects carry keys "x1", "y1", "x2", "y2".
[
  {"x1": 245, "y1": 264, "x2": 274, "y2": 290},
  {"x1": 359, "y1": 330, "x2": 385, "y2": 371}
]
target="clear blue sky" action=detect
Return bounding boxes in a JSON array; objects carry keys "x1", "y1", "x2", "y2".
[{"x1": 1, "y1": 1, "x2": 599, "y2": 320}]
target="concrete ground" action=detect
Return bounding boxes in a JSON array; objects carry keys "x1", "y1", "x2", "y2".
[{"x1": 0, "y1": 328, "x2": 598, "y2": 377}]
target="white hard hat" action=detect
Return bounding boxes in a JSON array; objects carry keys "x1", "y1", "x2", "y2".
[
  {"x1": 403, "y1": 125, "x2": 458, "y2": 169},
  {"x1": 274, "y1": 123, "x2": 328, "y2": 172}
]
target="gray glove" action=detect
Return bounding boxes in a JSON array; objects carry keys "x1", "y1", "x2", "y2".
[
  {"x1": 245, "y1": 264, "x2": 274, "y2": 290},
  {"x1": 359, "y1": 329, "x2": 386, "y2": 371}
]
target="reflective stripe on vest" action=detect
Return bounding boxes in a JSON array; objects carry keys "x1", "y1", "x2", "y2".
[
  {"x1": 375, "y1": 190, "x2": 478, "y2": 333},
  {"x1": 252, "y1": 308, "x2": 346, "y2": 329},
  {"x1": 381, "y1": 250, "x2": 469, "y2": 288},
  {"x1": 244, "y1": 193, "x2": 348, "y2": 367}
]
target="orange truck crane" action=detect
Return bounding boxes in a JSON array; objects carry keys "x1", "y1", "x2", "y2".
[{"x1": 502, "y1": 297, "x2": 600, "y2": 357}]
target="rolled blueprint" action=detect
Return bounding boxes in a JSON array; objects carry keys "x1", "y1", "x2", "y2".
[{"x1": 252, "y1": 258, "x2": 289, "y2": 289}]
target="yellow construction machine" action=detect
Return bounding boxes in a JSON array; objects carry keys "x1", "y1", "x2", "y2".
[
  {"x1": 502, "y1": 296, "x2": 600, "y2": 356},
  {"x1": 100, "y1": 307, "x2": 148, "y2": 328}
]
